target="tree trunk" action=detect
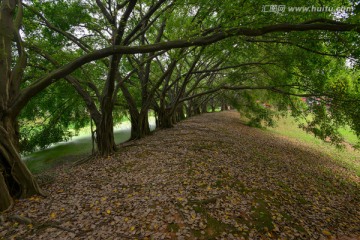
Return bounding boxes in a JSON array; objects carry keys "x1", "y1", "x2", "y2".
[
  {"x1": 130, "y1": 110, "x2": 150, "y2": 139},
  {"x1": 95, "y1": 110, "x2": 116, "y2": 156},
  {"x1": 158, "y1": 108, "x2": 173, "y2": 128},
  {"x1": 154, "y1": 110, "x2": 160, "y2": 129},
  {"x1": 192, "y1": 104, "x2": 201, "y2": 115},
  {"x1": 172, "y1": 114, "x2": 177, "y2": 125},
  {"x1": 185, "y1": 103, "x2": 192, "y2": 118},
  {"x1": 0, "y1": 118, "x2": 44, "y2": 212},
  {"x1": 176, "y1": 104, "x2": 186, "y2": 121},
  {"x1": 209, "y1": 98, "x2": 216, "y2": 112},
  {"x1": 201, "y1": 103, "x2": 208, "y2": 113}
]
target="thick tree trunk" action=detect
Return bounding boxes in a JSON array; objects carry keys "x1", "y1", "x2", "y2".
[
  {"x1": 201, "y1": 103, "x2": 208, "y2": 113},
  {"x1": 209, "y1": 98, "x2": 216, "y2": 112},
  {"x1": 95, "y1": 111, "x2": 116, "y2": 156},
  {"x1": 171, "y1": 114, "x2": 177, "y2": 125},
  {"x1": 0, "y1": 118, "x2": 44, "y2": 212},
  {"x1": 130, "y1": 110, "x2": 150, "y2": 139},
  {"x1": 176, "y1": 104, "x2": 186, "y2": 121},
  {"x1": 158, "y1": 108, "x2": 173, "y2": 128},
  {"x1": 154, "y1": 111, "x2": 160, "y2": 129},
  {"x1": 185, "y1": 104, "x2": 192, "y2": 118},
  {"x1": 192, "y1": 105, "x2": 201, "y2": 115},
  {"x1": 119, "y1": 82, "x2": 151, "y2": 140},
  {"x1": 0, "y1": 170, "x2": 13, "y2": 211}
]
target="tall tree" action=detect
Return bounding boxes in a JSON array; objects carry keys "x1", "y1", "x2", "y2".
[{"x1": 1, "y1": 0, "x2": 360, "y2": 211}]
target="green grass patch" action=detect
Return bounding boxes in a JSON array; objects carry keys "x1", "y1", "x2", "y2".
[
  {"x1": 24, "y1": 129, "x2": 131, "y2": 174},
  {"x1": 267, "y1": 116, "x2": 360, "y2": 177},
  {"x1": 251, "y1": 199, "x2": 274, "y2": 232},
  {"x1": 338, "y1": 126, "x2": 359, "y2": 145},
  {"x1": 167, "y1": 223, "x2": 180, "y2": 233},
  {"x1": 190, "y1": 204, "x2": 237, "y2": 239}
]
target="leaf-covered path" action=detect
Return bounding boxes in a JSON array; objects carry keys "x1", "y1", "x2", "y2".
[{"x1": 1, "y1": 111, "x2": 359, "y2": 239}]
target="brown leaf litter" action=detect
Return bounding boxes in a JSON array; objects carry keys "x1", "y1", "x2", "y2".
[{"x1": 1, "y1": 111, "x2": 359, "y2": 239}]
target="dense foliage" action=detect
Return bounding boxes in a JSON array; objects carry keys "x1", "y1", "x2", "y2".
[
  {"x1": 0, "y1": 0, "x2": 360, "y2": 211},
  {"x1": 16, "y1": 0, "x2": 360, "y2": 152}
]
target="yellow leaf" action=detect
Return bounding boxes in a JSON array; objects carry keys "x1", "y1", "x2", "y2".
[
  {"x1": 322, "y1": 230, "x2": 332, "y2": 236},
  {"x1": 29, "y1": 196, "x2": 40, "y2": 202},
  {"x1": 50, "y1": 212, "x2": 56, "y2": 219},
  {"x1": 106, "y1": 210, "x2": 111, "y2": 214},
  {"x1": 130, "y1": 226, "x2": 135, "y2": 231},
  {"x1": 124, "y1": 217, "x2": 129, "y2": 222}
]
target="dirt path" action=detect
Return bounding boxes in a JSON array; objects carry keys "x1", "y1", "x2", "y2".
[{"x1": 1, "y1": 111, "x2": 359, "y2": 239}]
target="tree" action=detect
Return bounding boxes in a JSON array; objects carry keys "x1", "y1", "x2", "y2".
[{"x1": 1, "y1": 0, "x2": 360, "y2": 211}]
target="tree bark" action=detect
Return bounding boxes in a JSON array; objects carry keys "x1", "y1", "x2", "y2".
[
  {"x1": 185, "y1": 103, "x2": 192, "y2": 118},
  {"x1": 201, "y1": 103, "x2": 208, "y2": 113},
  {"x1": 157, "y1": 108, "x2": 174, "y2": 128},
  {"x1": 94, "y1": 109, "x2": 116, "y2": 156},
  {"x1": 192, "y1": 104, "x2": 201, "y2": 115},
  {"x1": 176, "y1": 104, "x2": 186, "y2": 121},
  {"x1": 130, "y1": 110, "x2": 151, "y2": 139},
  {"x1": 0, "y1": 0, "x2": 44, "y2": 211},
  {"x1": 0, "y1": 118, "x2": 44, "y2": 212}
]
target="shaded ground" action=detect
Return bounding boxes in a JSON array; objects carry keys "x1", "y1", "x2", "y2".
[{"x1": 1, "y1": 111, "x2": 359, "y2": 240}]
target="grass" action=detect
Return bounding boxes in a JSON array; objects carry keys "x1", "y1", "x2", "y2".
[
  {"x1": 267, "y1": 115, "x2": 360, "y2": 177},
  {"x1": 24, "y1": 117, "x2": 156, "y2": 174},
  {"x1": 251, "y1": 198, "x2": 274, "y2": 233},
  {"x1": 24, "y1": 128, "x2": 132, "y2": 174},
  {"x1": 191, "y1": 204, "x2": 236, "y2": 239},
  {"x1": 339, "y1": 126, "x2": 359, "y2": 145}
]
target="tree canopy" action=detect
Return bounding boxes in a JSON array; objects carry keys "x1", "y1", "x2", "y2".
[{"x1": 0, "y1": 0, "x2": 360, "y2": 211}]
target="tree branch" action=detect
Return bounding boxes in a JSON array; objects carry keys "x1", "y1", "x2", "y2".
[
  {"x1": 246, "y1": 39, "x2": 349, "y2": 57},
  {"x1": 96, "y1": 0, "x2": 115, "y2": 25},
  {"x1": 179, "y1": 84, "x2": 317, "y2": 103},
  {"x1": 23, "y1": 3, "x2": 92, "y2": 52},
  {"x1": 189, "y1": 62, "x2": 277, "y2": 74},
  {"x1": 10, "y1": 20, "x2": 360, "y2": 116}
]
